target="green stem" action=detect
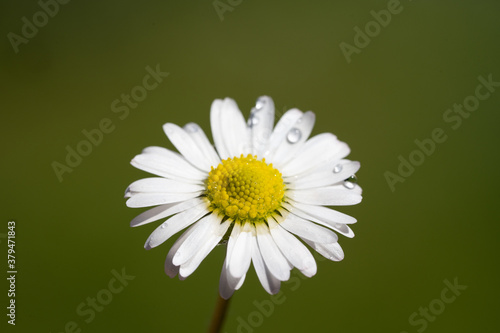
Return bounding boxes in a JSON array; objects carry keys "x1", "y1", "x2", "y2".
[{"x1": 208, "y1": 294, "x2": 231, "y2": 333}]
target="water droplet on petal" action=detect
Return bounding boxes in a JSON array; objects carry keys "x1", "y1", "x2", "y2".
[
  {"x1": 343, "y1": 175, "x2": 357, "y2": 189},
  {"x1": 185, "y1": 124, "x2": 198, "y2": 132},
  {"x1": 249, "y1": 115, "x2": 259, "y2": 126},
  {"x1": 333, "y1": 164, "x2": 343, "y2": 173},
  {"x1": 343, "y1": 181, "x2": 355, "y2": 189},
  {"x1": 217, "y1": 239, "x2": 228, "y2": 246},
  {"x1": 255, "y1": 98, "x2": 266, "y2": 110},
  {"x1": 347, "y1": 175, "x2": 358, "y2": 183},
  {"x1": 287, "y1": 128, "x2": 301, "y2": 143},
  {"x1": 161, "y1": 224, "x2": 166, "y2": 229}
]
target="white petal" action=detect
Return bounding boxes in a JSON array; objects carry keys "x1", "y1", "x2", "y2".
[
  {"x1": 286, "y1": 184, "x2": 362, "y2": 206},
  {"x1": 331, "y1": 223, "x2": 355, "y2": 238},
  {"x1": 126, "y1": 177, "x2": 204, "y2": 195},
  {"x1": 224, "y1": 221, "x2": 246, "y2": 289},
  {"x1": 178, "y1": 216, "x2": 230, "y2": 278},
  {"x1": 225, "y1": 221, "x2": 241, "y2": 267},
  {"x1": 283, "y1": 202, "x2": 356, "y2": 238},
  {"x1": 172, "y1": 213, "x2": 218, "y2": 266},
  {"x1": 144, "y1": 202, "x2": 209, "y2": 249},
  {"x1": 126, "y1": 191, "x2": 203, "y2": 208},
  {"x1": 228, "y1": 222, "x2": 253, "y2": 280},
  {"x1": 163, "y1": 123, "x2": 213, "y2": 172},
  {"x1": 249, "y1": 96, "x2": 275, "y2": 159},
  {"x1": 251, "y1": 233, "x2": 281, "y2": 295},
  {"x1": 286, "y1": 202, "x2": 358, "y2": 224},
  {"x1": 219, "y1": 259, "x2": 237, "y2": 300},
  {"x1": 210, "y1": 98, "x2": 250, "y2": 159},
  {"x1": 263, "y1": 109, "x2": 303, "y2": 161},
  {"x1": 304, "y1": 240, "x2": 344, "y2": 261},
  {"x1": 130, "y1": 197, "x2": 204, "y2": 227},
  {"x1": 183, "y1": 123, "x2": 221, "y2": 167},
  {"x1": 271, "y1": 111, "x2": 316, "y2": 168},
  {"x1": 255, "y1": 223, "x2": 290, "y2": 281},
  {"x1": 268, "y1": 218, "x2": 317, "y2": 277},
  {"x1": 280, "y1": 133, "x2": 350, "y2": 177},
  {"x1": 223, "y1": 98, "x2": 251, "y2": 157},
  {"x1": 131, "y1": 147, "x2": 206, "y2": 183},
  {"x1": 210, "y1": 99, "x2": 230, "y2": 160},
  {"x1": 286, "y1": 160, "x2": 361, "y2": 190},
  {"x1": 234, "y1": 273, "x2": 246, "y2": 290},
  {"x1": 164, "y1": 223, "x2": 198, "y2": 278},
  {"x1": 275, "y1": 210, "x2": 338, "y2": 244}
]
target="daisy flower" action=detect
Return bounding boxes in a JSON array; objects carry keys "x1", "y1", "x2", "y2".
[{"x1": 125, "y1": 96, "x2": 362, "y2": 299}]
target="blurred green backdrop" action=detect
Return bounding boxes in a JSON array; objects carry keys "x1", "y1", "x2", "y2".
[{"x1": 2, "y1": 0, "x2": 500, "y2": 332}]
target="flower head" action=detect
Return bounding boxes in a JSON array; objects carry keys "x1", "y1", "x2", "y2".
[
  {"x1": 125, "y1": 96, "x2": 362, "y2": 298},
  {"x1": 206, "y1": 155, "x2": 285, "y2": 220}
]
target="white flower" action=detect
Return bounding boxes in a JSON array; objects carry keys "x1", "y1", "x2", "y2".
[{"x1": 125, "y1": 96, "x2": 362, "y2": 299}]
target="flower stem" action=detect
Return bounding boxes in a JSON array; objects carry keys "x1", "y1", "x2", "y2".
[{"x1": 208, "y1": 294, "x2": 231, "y2": 333}]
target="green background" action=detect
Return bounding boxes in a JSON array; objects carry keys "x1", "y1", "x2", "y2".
[{"x1": 2, "y1": 0, "x2": 500, "y2": 332}]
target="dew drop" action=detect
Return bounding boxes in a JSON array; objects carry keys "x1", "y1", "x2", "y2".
[
  {"x1": 343, "y1": 181, "x2": 355, "y2": 189},
  {"x1": 248, "y1": 115, "x2": 259, "y2": 126},
  {"x1": 347, "y1": 175, "x2": 358, "y2": 183},
  {"x1": 343, "y1": 175, "x2": 357, "y2": 189},
  {"x1": 217, "y1": 239, "x2": 228, "y2": 246},
  {"x1": 333, "y1": 164, "x2": 343, "y2": 173},
  {"x1": 161, "y1": 224, "x2": 166, "y2": 229},
  {"x1": 287, "y1": 128, "x2": 301, "y2": 143},
  {"x1": 255, "y1": 98, "x2": 266, "y2": 110},
  {"x1": 185, "y1": 124, "x2": 198, "y2": 132}
]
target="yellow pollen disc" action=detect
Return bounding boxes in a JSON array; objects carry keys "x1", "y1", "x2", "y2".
[{"x1": 205, "y1": 154, "x2": 285, "y2": 221}]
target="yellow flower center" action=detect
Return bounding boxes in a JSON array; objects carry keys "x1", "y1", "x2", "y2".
[{"x1": 205, "y1": 154, "x2": 285, "y2": 221}]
